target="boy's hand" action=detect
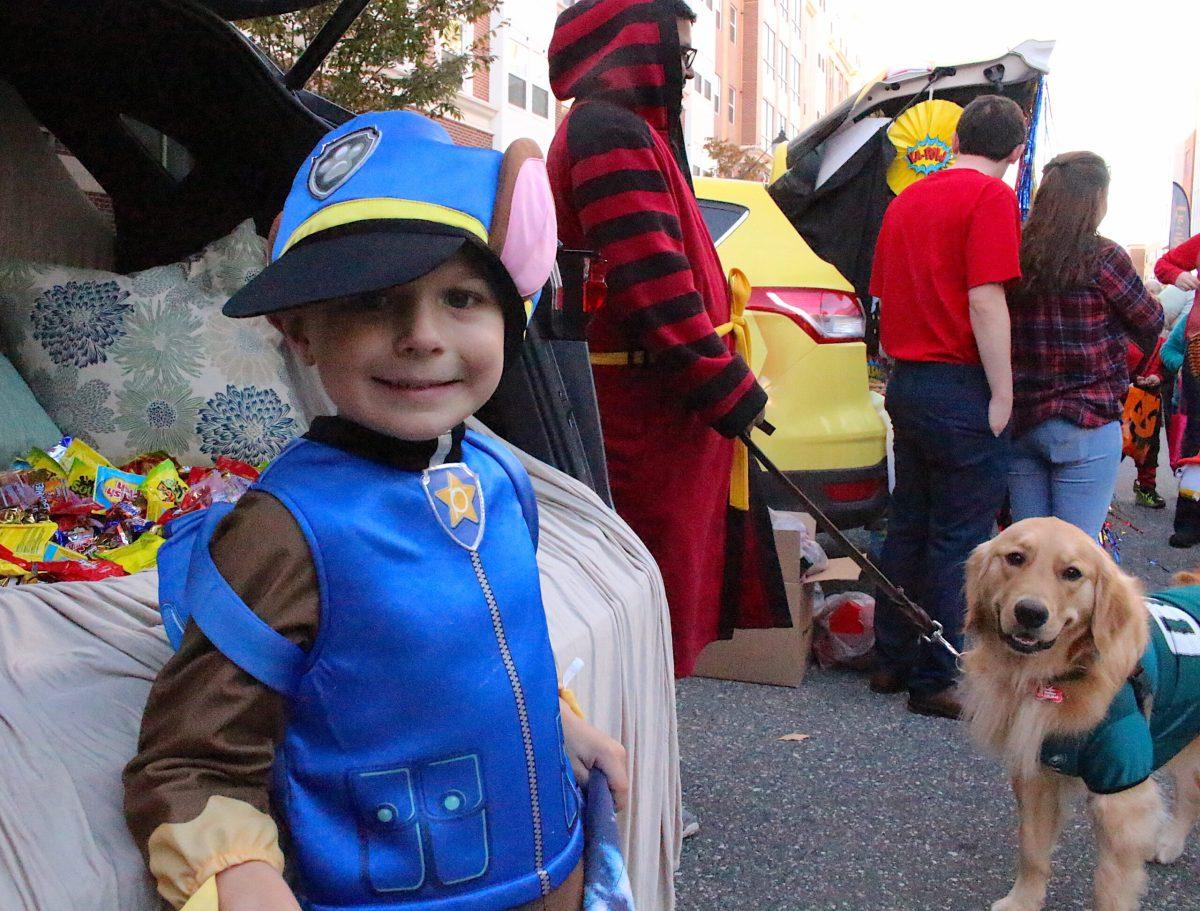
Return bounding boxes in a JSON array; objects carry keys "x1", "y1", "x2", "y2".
[
  {"x1": 1135, "y1": 374, "x2": 1161, "y2": 389},
  {"x1": 560, "y1": 700, "x2": 629, "y2": 812},
  {"x1": 215, "y1": 860, "x2": 302, "y2": 911},
  {"x1": 1176, "y1": 273, "x2": 1200, "y2": 292}
]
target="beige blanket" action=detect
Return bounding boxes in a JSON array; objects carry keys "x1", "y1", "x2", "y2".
[{"x1": 0, "y1": 456, "x2": 679, "y2": 910}]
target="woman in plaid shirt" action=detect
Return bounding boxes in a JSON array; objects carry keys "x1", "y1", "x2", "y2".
[{"x1": 1009, "y1": 151, "x2": 1163, "y2": 538}]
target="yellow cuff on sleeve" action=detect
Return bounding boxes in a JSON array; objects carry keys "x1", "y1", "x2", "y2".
[
  {"x1": 147, "y1": 794, "x2": 285, "y2": 909},
  {"x1": 178, "y1": 875, "x2": 218, "y2": 911},
  {"x1": 559, "y1": 686, "x2": 585, "y2": 720}
]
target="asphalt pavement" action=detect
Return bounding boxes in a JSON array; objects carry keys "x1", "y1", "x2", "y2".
[{"x1": 674, "y1": 451, "x2": 1200, "y2": 910}]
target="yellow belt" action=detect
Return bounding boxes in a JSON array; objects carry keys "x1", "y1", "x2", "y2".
[
  {"x1": 589, "y1": 350, "x2": 650, "y2": 366},
  {"x1": 589, "y1": 268, "x2": 753, "y2": 510}
]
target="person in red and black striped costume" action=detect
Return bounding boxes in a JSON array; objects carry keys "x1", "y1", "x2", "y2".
[{"x1": 547, "y1": 0, "x2": 788, "y2": 678}]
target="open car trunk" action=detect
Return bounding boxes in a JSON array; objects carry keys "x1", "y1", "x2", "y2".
[{"x1": 768, "y1": 40, "x2": 1052, "y2": 348}]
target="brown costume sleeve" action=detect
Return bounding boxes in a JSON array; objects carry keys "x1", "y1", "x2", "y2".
[{"x1": 122, "y1": 490, "x2": 318, "y2": 904}]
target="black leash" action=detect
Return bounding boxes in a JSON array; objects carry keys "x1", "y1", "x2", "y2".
[{"x1": 740, "y1": 430, "x2": 961, "y2": 661}]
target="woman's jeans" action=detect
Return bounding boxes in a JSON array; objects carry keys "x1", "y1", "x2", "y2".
[{"x1": 1008, "y1": 418, "x2": 1122, "y2": 539}]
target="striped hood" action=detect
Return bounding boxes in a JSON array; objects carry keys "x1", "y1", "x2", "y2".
[{"x1": 549, "y1": 0, "x2": 687, "y2": 171}]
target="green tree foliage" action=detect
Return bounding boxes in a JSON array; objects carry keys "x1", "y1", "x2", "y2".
[
  {"x1": 241, "y1": 0, "x2": 499, "y2": 116},
  {"x1": 703, "y1": 137, "x2": 772, "y2": 182}
]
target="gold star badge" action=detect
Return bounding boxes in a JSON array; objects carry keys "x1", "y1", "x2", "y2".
[{"x1": 435, "y1": 474, "x2": 479, "y2": 527}]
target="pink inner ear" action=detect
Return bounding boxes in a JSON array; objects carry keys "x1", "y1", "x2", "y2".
[{"x1": 499, "y1": 158, "x2": 557, "y2": 300}]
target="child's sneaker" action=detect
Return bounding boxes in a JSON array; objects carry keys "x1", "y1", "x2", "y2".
[{"x1": 1134, "y1": 484, "x2": 1166, "y2": 509}]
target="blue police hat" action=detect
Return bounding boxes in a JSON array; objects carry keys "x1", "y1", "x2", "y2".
[{"x1": 224, "y1": 110, "x2": 557, "y2": 345}]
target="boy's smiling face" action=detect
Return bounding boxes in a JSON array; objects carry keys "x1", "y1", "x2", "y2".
[{"x1": 272, "y1": 250, "x2": 507, "y2": 441}]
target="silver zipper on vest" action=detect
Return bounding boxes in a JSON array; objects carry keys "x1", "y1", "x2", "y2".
[{"x1": 469, "y1": 549, "x2": 551, "y2": 895}]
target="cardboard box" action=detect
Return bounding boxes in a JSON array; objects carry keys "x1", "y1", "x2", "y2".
[
  {"x1": 770, "y1": 509, "x2": 814, "y2": 584},
  {"x1": 693, "y1": 509, "x2": 861, "y2": 687}
]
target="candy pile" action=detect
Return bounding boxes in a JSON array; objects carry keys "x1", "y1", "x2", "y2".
[{"x1": 0, "y1": 437, "x2": 261, "y2": 585}]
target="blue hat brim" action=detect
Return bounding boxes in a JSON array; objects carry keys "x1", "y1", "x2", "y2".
[{"x1": 223, "y1": 225, "x2": 471, "y2": 318}]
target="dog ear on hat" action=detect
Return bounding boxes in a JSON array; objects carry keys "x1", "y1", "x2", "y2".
[{"x1": 489, "y1": 138, "x2": 558, "y2": 301}]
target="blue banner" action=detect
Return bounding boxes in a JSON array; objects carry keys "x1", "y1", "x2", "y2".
[{"x1": 1170, "y1": 182, "x2": 1192, "y2": 249}]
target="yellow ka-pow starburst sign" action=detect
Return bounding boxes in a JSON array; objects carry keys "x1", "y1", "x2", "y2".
[{"x1": 886, "y1": 99, "x2": 963, "y2": 194}]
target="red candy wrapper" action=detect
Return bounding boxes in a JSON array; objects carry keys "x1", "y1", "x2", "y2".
[
  {"x1": 214, "y1": 456, "x2": 261, "y2": 481},
  {"x1": 37, "y1": 558, "x2": 128, "y2": 582},
  {"x1": 118, "y1": 451, "x2": 175, "y2": 476},
  {"x1": 0, "y1": 543, "x2": 127, "y2": 582}
]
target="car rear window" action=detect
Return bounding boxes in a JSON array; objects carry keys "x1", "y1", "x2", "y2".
[{"x1": 697, "y1": 199, "x2": 749, "y2": 246}]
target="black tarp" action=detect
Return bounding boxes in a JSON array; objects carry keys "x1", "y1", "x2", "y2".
[
  {"x1": 768, "y1": 128, "x2": 894, "y2": 353},
  {"x1": 0, "y1": 0, "x2": 330, "y2": 271}
]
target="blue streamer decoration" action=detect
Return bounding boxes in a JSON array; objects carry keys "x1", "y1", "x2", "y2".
[{"x1": 1016, "y1": 77, "x2": 1045, "y2": 220}]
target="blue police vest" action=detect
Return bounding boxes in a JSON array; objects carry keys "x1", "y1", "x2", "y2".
[{"x1": 158, "y1": 431, "x2": 583, "y2": 910}]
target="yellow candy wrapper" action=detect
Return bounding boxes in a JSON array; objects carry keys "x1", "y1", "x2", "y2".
[
  {"x1": 64, "y1": 439, "x2": 114, "y2": 500},
  {"x1": 26, "y1": 448, "x2": 67, "y2": 478},
  {"x1": 141, "y1": 460, "x2": 188, "y2": 523},
  {"x1": 0, "y1": 522, "x2": 58, "y2": 575},
  {"x1": 64, "y1": 438, "x2": 113, "y2": 472},
  {"x1": 101, "y1": 532, "x2": 165, "y2": 574}
]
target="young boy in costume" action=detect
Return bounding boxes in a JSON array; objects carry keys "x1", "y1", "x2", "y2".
[{"x1": 124, "y1": 110, "x2": 628, "y2": 911}]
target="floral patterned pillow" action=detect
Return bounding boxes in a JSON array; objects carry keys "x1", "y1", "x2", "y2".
[{"x1": 0, "y1": 220, "x2": 307, "y2": 466}]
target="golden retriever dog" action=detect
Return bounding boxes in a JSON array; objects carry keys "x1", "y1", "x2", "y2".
[{"x1": 962, "y1": 517, "x2": 1200, "y2": 911}]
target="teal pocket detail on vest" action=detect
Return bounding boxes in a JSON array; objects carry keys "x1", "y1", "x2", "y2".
[
  {"x1": 352, "y1": 767, "x2": 425, "y2": 892},
  {"x1": 422, "y1": 754, "x2": 490, "y2": 885}
]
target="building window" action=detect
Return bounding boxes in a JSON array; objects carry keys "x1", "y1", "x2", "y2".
[
  {"x1": 508, "y1": 73, "x2": 527, "y2": 108},
  {"x1": 763, "y1": 99, "x2": 776, "y2": 149},
  {"x1": 703, "y1": 78, "x2": 712, "y2": 100},
  {"x1": 763, "y1": 25, "x2": 774, "y2": 80},
  {"x1": 728, "y1": 86, "x2": 735, "y2": 123},
  {"x1": 714, "y1": 74, "x2": 721, "y2": 115},
  {"x1": 532, "y1": 85, "x2": 550, "y2": 118},
  {"x1": 729, "y1": 6, "x2": 736, "y2": 42}
]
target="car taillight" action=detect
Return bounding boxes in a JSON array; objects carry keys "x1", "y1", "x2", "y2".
[
  {"x1": 824, "y1": 477, "x2": 884, "y2": 503},
  {"x1": 748, "y1": 287, "x2": 864, "y2": 343}
]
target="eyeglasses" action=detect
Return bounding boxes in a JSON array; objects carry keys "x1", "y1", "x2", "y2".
[{"x1": 680, "y1": 45, "x2": 698, "y2": 69}]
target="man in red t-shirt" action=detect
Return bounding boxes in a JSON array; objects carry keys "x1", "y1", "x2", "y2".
[{"x1": 868, "y1": 95, "x2": 1026, "y2": 719}]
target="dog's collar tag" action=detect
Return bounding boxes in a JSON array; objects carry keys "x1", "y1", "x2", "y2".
[{"x1": 1033, "y1": 683, "x2": 1065, "y2": 703}]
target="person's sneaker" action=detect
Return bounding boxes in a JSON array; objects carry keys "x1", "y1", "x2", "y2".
[
  {"x1": 868, "y1": 667, "x2": 905, "y2": 694},
  {"x1": 1134, "y1": 484, "x2": 1166, "y2": 509},
  {"x1": 907, "y1": 685, "x2": 963, "y2": 720},
  {"x1": 681, "y1": 807, "x2": 700, "y2": 840},
  {"x1": 1169, "y1": 532, "x2": 1200, "y2": 549}
]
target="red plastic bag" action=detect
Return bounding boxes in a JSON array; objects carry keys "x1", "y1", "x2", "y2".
[{"x1": 812, "y1": 591, "x2": 875, "y2": 669}]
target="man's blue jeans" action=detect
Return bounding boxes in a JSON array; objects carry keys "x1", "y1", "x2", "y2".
[{"x1": 874, "y1": 362, "x2": 1010, "y2": 695}]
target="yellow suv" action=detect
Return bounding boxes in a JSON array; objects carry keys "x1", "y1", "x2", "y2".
[{"x1": 695, "y1": 176, "x2": 887, "y2": 528}]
